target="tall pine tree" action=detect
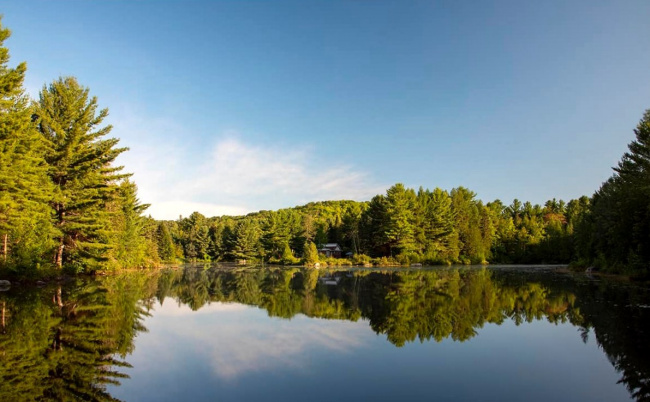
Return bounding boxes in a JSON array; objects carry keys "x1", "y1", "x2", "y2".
[
  {"x1": 584, "y1": 110, "x2": 650, "y2": 274},
  {"x1": 34, "y1": 77, "x2": 128, "y2": 271},
  {"x1": 0, "y1": 19, "x2": 53, "y2": 270}
]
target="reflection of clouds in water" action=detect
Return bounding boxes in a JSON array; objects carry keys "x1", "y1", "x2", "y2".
[
  {"x1": 153, "y1": 302, "x2": 368, "y2": 381},
  {"x1": 208, "y1": 318, "x2": 365, "y2": 380},
  {"x1": 152, "y1": 301, "x2": 248, "y2": 316}
]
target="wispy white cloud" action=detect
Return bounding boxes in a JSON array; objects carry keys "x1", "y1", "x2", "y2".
[
  {"x1": 109, "y1": 107, "x2": 384, "y2": 220},
  {"x1": 185, "y1": 137, "x2": 384, "y2": 204}
]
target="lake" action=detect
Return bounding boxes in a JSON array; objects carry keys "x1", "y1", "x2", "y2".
[{"x1": 1, "y1": 265, "x2": 648, "y2": 401}]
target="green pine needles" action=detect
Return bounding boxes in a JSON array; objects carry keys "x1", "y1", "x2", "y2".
[{"x1": 0, "y1": 18, "x2": 159, "y2": 274}]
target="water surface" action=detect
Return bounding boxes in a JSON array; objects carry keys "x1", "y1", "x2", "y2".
[{"x1": 1, "y1": 265, "x2": 649, "y2": 401}]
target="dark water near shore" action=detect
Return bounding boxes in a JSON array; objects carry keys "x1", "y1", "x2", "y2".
[{"x1": 1, "y1": 265, "x2": 649, "y2": 401}]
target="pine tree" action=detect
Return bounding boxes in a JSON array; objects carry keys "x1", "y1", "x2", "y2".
[
  {"x1": 359, "y1": 194, "x2": 389, "y2": 256},
  {"x1": 228, "y1": 220, "x2": 261, "y2": 261},
  {"x1": 34, "y1": 77, "x2": 128, "y2": 271},
  {"x1": 615, "y1": 110, "x2": 650, "y2": 186},
  {"x1": 451, "y1": 187, "x2": 483, "y2": 263},
  {"x1": 585, "y1": 110, "x2": 650, "y2": 273},
  {"x1": 179, "y1": 212, "x2": 210, "y2": 261},
  {"x1": 108, "y1": 179, "x2": 155, "y2": 269},
  {"x1": 156, "y1": 222, "x2": 176, "y2": 262},
  {"x1": 384, "y1": 183, "x2": 416, "y2": 256},
  {"x1": 417, "y1": 187, "x2": 457, "y2": 261},
  {"x1": 0, "y1": 19, "x2": 53, "y2": 269}
]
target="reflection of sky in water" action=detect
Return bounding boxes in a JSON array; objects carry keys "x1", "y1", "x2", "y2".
[
  {"x1": 109, "y1": 301, "x2": 630, "y2": 402},
  {"x1": 152, "y1": 301, "x2": 367, "y2": 380}
]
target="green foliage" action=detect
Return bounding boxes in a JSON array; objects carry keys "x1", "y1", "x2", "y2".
[
  {"x1": 302, "y1": 241, "x2": 320, "y2": 265},
  {"x1": 384, "y1": 183, "x2": 417, "y2": 255},
  {"x1": 0, "y1": 19, "x2": 54, "y2": 272},
  {"x1": 351, "y1": 253, "x2": 371, "y2": 265},
  {"x1": 106, "y1": 180, "x2": 157, "y2": 269},
  {"x1": 416, "y1": 187, "x2": 458, "y2": 262},
  {"x1": 34, "y1": 77, "x2": 130, "y2": 271},
  {"x1": 179, "y1": 212, "x2": 210, "y2": 261},
  {"x1": 227, "y1": 219, "x2": 262, "y2": 261},
  {"x1": 574, "y1": 110, "x2": 650, "y2": 275},
  {"x1": 156, "y1": 222, "x2": 176, "y2": 262},
  {"x1": 0, "y1": 19, "x2": 157, "y2": 274},
  {"x1": 165, "y1": 182, "x2": 591, "y2": 267}
]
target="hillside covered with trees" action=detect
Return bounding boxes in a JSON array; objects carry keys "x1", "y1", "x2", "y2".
[
  {"x1": 150, "y1": 111, "x2": 650, "y2": 277},
  {"x1": 165, "y1": 189, "x2": 588, "y2": 267},
  {"x1": 0, "y1": 17, "x2": 648, "y2": 277}
]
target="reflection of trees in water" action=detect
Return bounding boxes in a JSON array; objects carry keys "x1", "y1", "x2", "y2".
[
  {"x1": 567, "y1": 278, "x2": 650, "y2": 401},
  {"x1": 0, "y1": 267, "x2": 648, "y2": 401},
  {"x1": 157, "y1": 266, "x2": 650, "y2": 401},
  {"x1": 0, "y1": 274, "x2": 158, "y2": 401}
]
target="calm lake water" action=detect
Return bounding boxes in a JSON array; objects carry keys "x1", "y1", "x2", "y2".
[{"x1": 1, "y1": 265, "x2": 649, "y2": 401}]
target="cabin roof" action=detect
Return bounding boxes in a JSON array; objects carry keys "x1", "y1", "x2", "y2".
[{"x1": 321, "y1": 243, "x2": 341, "y2": 250}]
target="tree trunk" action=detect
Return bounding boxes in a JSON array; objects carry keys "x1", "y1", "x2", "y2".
[
  {"x1": 54, "y1": 240, "x2": 64, "y2": 268},
  {"x1": 1, "y1": 301, "x2": 5, "y2": 333},
  {"x1": 54, "y1": 205, "x2": 65, "y2": 268},
  {"x1": 55, "y1": 286, "x2": 63, "y2": 308}
]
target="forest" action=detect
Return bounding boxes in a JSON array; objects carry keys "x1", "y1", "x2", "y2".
[{"x1": 1, "y1": 18, "x2": 649, "y2": 277}]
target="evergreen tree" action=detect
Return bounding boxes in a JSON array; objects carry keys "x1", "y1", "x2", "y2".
[
  {"x1": 179, "y1": 212, "x2": 210, "y2": 261},
  {"x1": 302, "y1": 241, "x2": 319, "y2": 265},
  {"x1": 260, "y1": 210, "x2": 296, "y2": 260},
  {"x1": 156, "y1": 222, "x2": 176, "y2": 262},
  {"x1": 582, "y1": 110, "x2": 650, "y2": 274},
  {"x1": 0, "y1": 19, "x2": 53, "y2": 269},
  {"x1": 108, "y1": 179, "x2": 155, "y2": 269},
  {"x1": 227, "y1": 219, "x2": 261, "y2": 261},
  {"x1": 384, "y1": 183, "x2": 416, "y2": 256},
  {"x1": 359, "y1": 195, "x2": 389, "y2": 256},
  {"x1": 416, "y1": 187, "x2": 457, "y2": 261},
  {"x1": 451, "y1": 187, "x2": 484, "y2": 263},
  {"x1": 34, "y1": 77, "x2": 128, "y2": 270}
]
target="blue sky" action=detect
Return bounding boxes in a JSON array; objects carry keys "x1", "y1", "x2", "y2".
[{"x1": 3, "y1": 1, "x2": 650, "y2": 219}]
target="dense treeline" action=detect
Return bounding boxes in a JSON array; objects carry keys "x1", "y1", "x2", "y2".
[
  {"x1": 167, "y1": 189, "x2": 589, "y2": 267},
  {"x1": 0, "y1": 20, "x2": 158, "y2": 274},
  {"x1": 166, "y1": 111, "x2": 650, "y2": 276}
]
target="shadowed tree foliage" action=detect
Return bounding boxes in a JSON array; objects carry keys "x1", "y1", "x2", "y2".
[{"x1": 573, "y1": 110, "x2": 650, "y2": 276}]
